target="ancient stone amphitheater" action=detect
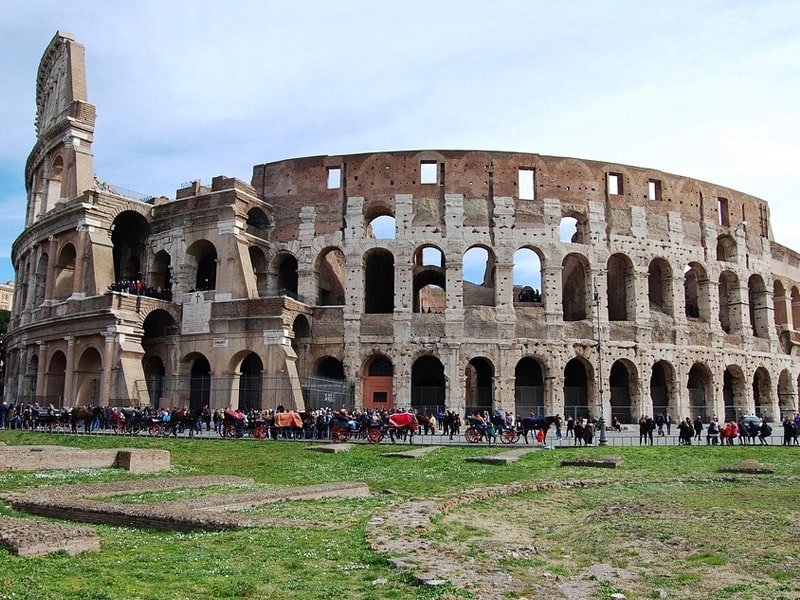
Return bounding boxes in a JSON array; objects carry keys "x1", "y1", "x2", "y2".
[{"x1": 6, "y1": 32, "x2": 800, "y2": 424}]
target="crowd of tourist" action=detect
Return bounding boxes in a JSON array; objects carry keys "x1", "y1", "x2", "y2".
[
  {"x1": 1, "y1": 399, "x2": 799, "y2": 446},
  {"x1": 107, "y1": 280, "x2": 172, "y2": 301}
]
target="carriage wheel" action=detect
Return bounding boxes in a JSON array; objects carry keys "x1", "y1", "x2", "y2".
[
  {"x1": 367, "y1": 427, "x2": 384, "y2": 444},
  {"x1": 253, "y1": 426, "x2": 267, "y2": 440},
  {"x1": 500, "y1": 429, "x2": 518, "y2": 444},
  {"x1": 464, "y1": 427, "x2": 482, "y2": 444},
  {"x1": 330, "y1": 426, "x2": 349, "y2": 442},
  {"x1": 222, "y1": 422, "x2": 236, "y2": 439},
  {"x1": 148, "y1": 423, "x2": 161, "y2": 437}
]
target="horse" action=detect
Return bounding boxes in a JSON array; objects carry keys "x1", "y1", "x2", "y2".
[
  {"x1": 415, "y1": 412, "x2": 436, "y2": 435},
  {"x1": 519, "y1": 415, "x2": 562, "y2": 445},
  {"x1": 387, "y1": 411, "x2": 418, "y2": 444},
  {"x1": 70, "y1": 405, "x2": 101, "y2": 433},
  {"x1": 169, "y1": 408, "x2": 196, "y2": 437}
]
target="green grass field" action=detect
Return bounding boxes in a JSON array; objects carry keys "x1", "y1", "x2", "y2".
[{"x1": 0, "y1": 431, "x2": 798, "y2": 599}]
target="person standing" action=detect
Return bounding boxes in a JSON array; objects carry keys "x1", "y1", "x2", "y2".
[
  {"x1": 693, "y1": 416, "x2": 703, "y2": 442},
  {"x1": 639, "y1": 415, "x2": 648, "y2": 445},
  {"x1": 666, "y1": 414, "x2": 673, "y2": 435}
]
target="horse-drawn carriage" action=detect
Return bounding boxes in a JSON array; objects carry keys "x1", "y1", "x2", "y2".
[
  {"x1": 329, "y1": 412, "x2": 377, "y2": 442},
  {"x1": 463, "y1": 414, "x2": 560, "y2": 445}
]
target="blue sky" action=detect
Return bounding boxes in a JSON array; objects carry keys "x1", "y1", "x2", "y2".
[{"x1": 1, "y1": 1, "x2": 799, "y2": 286}]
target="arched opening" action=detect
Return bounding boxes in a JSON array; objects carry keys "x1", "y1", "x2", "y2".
[
  {"x1": 748, "y1": 275, "x2": 770, "y2": 338},
  {"x1": 142, "y1": 355, "x2": 166, "y2": 408},
  {"x1": 718, "y1": 270, "x2": 739, "y2": 334},
  {"x1": 687, "y1": 363, "x2": 714, "y2": 421},
  {"x1": 315, "y1": 356, "x2": 345, "y2": 380},
  {"x1": 54, "y1": 243, "x2": 76, "y2": 300},
  {"x1": 111, "y1": 211, "x2": 151, "y2": 283},
  {"x1": 150, "y1": 250, "x2": 173, "y2": 298},
  {"x1": 513, "y1": 248, "x2": 542, "y2": 303},
  {"x1": 715, "y1": 234, "x2": 736, "y2": 262},
  {"x1": 368, "y1": 214, "x2": 396, "y2": 239},
  {"x1": 773, "y1": 280, "x2": 787, "y2": 329},
  {"x1": 463, "y1": 246, "x2": 495, "y2": 307},
  {"x1": 465, "y1": 357, "x2": 493, "y2": 415},
  {"x1": 559, "y1": 215, "x2": 583, "y2": 243},
  {"x1": 562, "y1": 253, "x2": 588, "y2": 321},
  {"x1": 274, "y1": 253, "x2": 299, "y2": 298},
  {"x1": 564, "y1": 357, "x2": 590, "y2": 420},
  {"x1": 514, "y1": 357, "x2": 544, "y2": 417},
  {"x1": 363, "y1": 355, "x2": 393, "y2": 410},
  {"x1": 248, "y1": 246, "x2": 268, "y2": 297},
  {"x1": 411, "y1": 355, "x2": 445, "y2": 414},
  {"x1": 607, "y1": 253, "x2": 634, "y2": 321},
  {"x1": 24, "y1": 355, "x2": 39, "y2": 406},
  {"x1": 75, "y1": 348, "x2": 102, "y2": 406},
  {"x1": 648, "y1": 257, "x2": 673, "y2": 316},
  {"x1": 189, "y1": 355, "x2": 211, "y2": 413},
  {"x1": 684, "y1": 262, "x2": 710, "y2": 321},
  {"x1": 246, "y1": 207, "x2": 270, "y2": 239},
  {"x1": 317, "y1": 248, "x2": 346, "y2": 306},
  {"x1": 364, "y1": 249, "x2": 394, "y2": 314},
  {"x1": 722, "y1": 365, "x2": 746, "y2": 422},
  {"x1": 34, "y1": 253, "x2": 48, "y2": 305},
  {"x1": 609, "y1": 360, "x2": 635, "y2": 423},
  {"x1": 650, "y1": 360, "x2": 677, "y2": 421},
  {"x1": 238, "y1": 353, "x2": 263, "y2": 412},
  {"x1": 792, "y1": 286, "x2": 800, "y2": 330},
  {"x1": 186, "y1": 240, "x2": 217, "y2": 291},
  {"x1": 413, "y1": 245, "x2": 445, "y2": 313},
  {"x1": 46, "y1": 351, "x2": 67, "y2": 406},
  {"x1": 753, "y1": 367, "x2": 771, "y2": 420}
]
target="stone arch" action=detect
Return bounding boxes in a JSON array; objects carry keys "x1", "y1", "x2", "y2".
[
  {"x1": 687, "y1": 362, "x2": 715, "y2": 421},
  {"x1": 249, "y1": 246, "x2": 268, "y2": 297},
  {"x1": 647, "y1": 257, "x2": 673, "y2": 316},
  {"x1": 465, "y1": 356, "x2": 494, "y2": 415},
  {"x1": 183, "y1": 353, "x2": 211, "y2": 413},
  {"x1": 792, "y1": 286, "x2": 800, "y2": 330},
  {"x1": 315, "y1": 356, "x2": 345, "y2": 380},
  {"x1": 752, "y1": 366, "x2": 771, "y2": 420},
  {"x1": 246, "y1": 207, "x2": 270, "y2": 239},
  {"x1": 367, "y1": 214, "x2": 396, "y2": 240},
  {"x1": 559, "y1": 211, "x2": 587, "y2": 244},
  {"x1": 684, "y1": 262, "x2": 710, "y2": 321},
  {"x1": 607, "y1": 253, "x2": 635, "y2": 321},
  {"x1": 141, "y1": 355, "x2": 166, "y2": 408},
  {"x1": 54, "y1": 242, "x2": 77, "y2": 300},
  {"x1": 364, "y1": 248, "x2": 394, "y2": 314},
  {"x1": 46, "y1": 350, "x2": 67, "y2": 406},
  {"x1": 609, "y1": 359, "x2": 638, "y2": 423},
  {"x1": 718, "y1": 270, "x2": 739, "y2": 334},
  {"x1": 773, "y1": 279, "x2": 787, "y2": 329},
  {"x1": 186, "y1": 240, "x2": 217, "y2": 291},
  {"x1": 748, "y1": 274, "x2": 770, "y2": 339},
  {"x1": 413, "y1": 244, "x2": 445, "y2": 313},
  {"x1": 271, "y1": 251, "x2": 298, "y2": 298},
  {"x1": 411, "y1": 355, "x2": 445, "y2": 413},
  {"x1": 363, "y1": 354, "x2": 393, "y2": 411},
  {"x1": 564, "y1": 357, "x2": 591, "y2": 420},
  {"x1": 650, "y1": 360, "x2": 678, "y2": 420},
  {"x1": 722, "y1": 364, "x2": 747, "y2": 422},
  {"x1": 463, "y1": 245, "x2": 496, "y2": 307},
  {"x1": 716, "y1": 234, "x2": 737, "y2": 262},
  {"x1": 237, "y1": 352, "x2": 263, "y2": 412},
  {"x1": 562, "y1": 253, "x2": 589, "y2": 321},
  {"x1": 150, "y1": 250, "x2": 173, "y2": 297},
  {"x1": 513, "y1": 247, "x2": 543, "y2": 303},
  {"x1": 34, "y1": 252, "x2": 48, "y2": 305},
  {"x1": 111, "y1": 210, "x2": 151, "y2": 282},
  {"x1": 141, "y1": 309, "x2": 178, "y2": 405},
  {"x1": 75, "y1": 347, "x2": 102, "y2": 406},
  {"x1": 514, "y1": 356, "x2": 544, "y2": 417},
  {"x1": 317, "y1": 247, "x2": 346, "y2": 306}
]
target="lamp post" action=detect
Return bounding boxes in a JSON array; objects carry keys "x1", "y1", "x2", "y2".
[{"x1": 593, "y1": 282, "x2": 608, "y2": 446}]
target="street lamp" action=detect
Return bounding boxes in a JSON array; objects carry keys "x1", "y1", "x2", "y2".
[{"x1": 593, "y1": 281, "x2": 608, "y2": 446}]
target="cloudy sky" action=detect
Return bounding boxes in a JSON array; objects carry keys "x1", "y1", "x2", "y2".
[{"x1": 1, "y1": 1, "x2": 798, "y2": 285}]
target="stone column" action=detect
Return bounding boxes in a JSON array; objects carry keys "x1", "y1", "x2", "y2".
[
  {"x1": 63, "y1": 337, "x2": 76, "y2": 406},
  {"x1": 99, "y1": 329, "x2": 115, "y2": 406}
]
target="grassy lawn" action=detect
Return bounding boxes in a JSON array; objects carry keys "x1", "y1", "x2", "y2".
[{"x1": 0, "y1": 431, "x2": 798, "y2": 599}]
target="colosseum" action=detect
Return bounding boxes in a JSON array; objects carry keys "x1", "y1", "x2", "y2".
[{"x1": 6, "y1": 31, "x2": 800, "y2": 424}]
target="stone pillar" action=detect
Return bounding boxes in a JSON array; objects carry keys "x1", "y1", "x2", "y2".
[
  {"x1": 64, "y1": 337, "x2": 76, "y2": 406},
  {"x1": 35, "y1": 342, "x2": 48, "y2": 404},
  {"x1": 99, "y1": 329, "x2": 115, "y2": 406}
]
